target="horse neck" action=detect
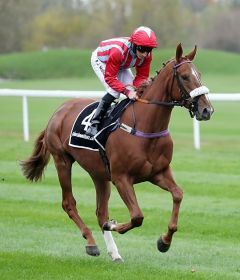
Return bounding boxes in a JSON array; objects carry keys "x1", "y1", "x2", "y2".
[
  {"x1": 146, "y1": 67, "x2": 173, "y2": 102},
  {"x1": 134, "y1": 69, "x2": 173, "y2": 132}
]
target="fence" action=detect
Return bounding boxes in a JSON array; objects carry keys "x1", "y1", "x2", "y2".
[{"x1": 1, "y1": 89, "x2": 240, "y2": 149}]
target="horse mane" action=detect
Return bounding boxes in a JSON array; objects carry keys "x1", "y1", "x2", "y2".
[
  {"x1": 136, "y1": 57, "x2": 178, "y2": 97},
  {"x1": 136, "y1": 55, "x2": 192, "y2": 97},
  {"x1": 136, "y1": 69, "x2": 160, "y2": 97},
  {"x1": 136, "y1": 80, "x2": 153, "y2": 96}
]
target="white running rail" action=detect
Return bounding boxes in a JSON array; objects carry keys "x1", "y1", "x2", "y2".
[{"x1": 1, "y1": 89, "x2": 240, "y2": 149}]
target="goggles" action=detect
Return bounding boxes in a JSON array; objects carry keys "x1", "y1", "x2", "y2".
[{"x1": 136, "y1": 45, "x2": 153, "y2": 53}]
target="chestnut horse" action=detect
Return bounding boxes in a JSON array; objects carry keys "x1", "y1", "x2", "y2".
[{"x1": 21, "y1": 44, "x2": 214, "y2": 262}]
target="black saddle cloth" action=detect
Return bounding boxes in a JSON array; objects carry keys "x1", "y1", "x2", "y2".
[{"x1": 69, "y1": 98, "x2": 131, "y2": 151}]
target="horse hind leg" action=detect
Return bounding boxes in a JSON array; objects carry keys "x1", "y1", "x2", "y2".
[
  {"x1": 93, "y1": 178, "x2": 123, "y2": 262},
  {"x1": 53, "y1": 153, "x2": 100, "y2": 257}
]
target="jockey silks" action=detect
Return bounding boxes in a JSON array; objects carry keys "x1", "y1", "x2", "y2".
[{"x1": 95, "y1": 37, "x2": 152, "y2": 94}]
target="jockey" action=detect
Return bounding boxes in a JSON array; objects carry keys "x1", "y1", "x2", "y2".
[{"x1": 86, "y1": 26, "x2": 157, "y2": 137}]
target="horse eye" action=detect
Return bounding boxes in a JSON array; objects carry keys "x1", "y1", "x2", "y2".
[{"x1": 181, "y1": 74, "x2": 189, "y2": 81}]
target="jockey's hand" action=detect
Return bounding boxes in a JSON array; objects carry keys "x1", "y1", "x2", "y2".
[{"x1": 128, "y1": 90, "x2": 138, "y2": 100}]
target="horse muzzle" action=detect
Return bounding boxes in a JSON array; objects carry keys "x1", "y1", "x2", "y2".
[
  {"x1": 194, "y1": 95, "x2": 214, "y2": 121},
  {"x1": 195, "y1": 106, "x2": 214, "y2": 121},
  {"x1": 188, "y1": 86, "x2": 214, "y2": 121}
]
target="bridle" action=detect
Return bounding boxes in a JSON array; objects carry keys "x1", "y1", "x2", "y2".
[
  {"x1": 172, "y1": 60, "x2": 197, "y2": 117},
  {"x1": 119, "y1": 59, "x2": 210, "y2": 138},
  {"x1": 137, "y1": 59, "x2": 209, "y2": 118}
]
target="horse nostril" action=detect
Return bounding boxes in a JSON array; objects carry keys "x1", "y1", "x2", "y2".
[{"x1": 202, "y1": 108, "x2": 211, "y2": 120}]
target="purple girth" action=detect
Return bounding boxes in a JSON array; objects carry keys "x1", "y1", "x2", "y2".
[
  {"x1": 120, "y1": 123, "x2": 169, "y2": 139},
  {"x1": 135, "y1": 129, "x2": 169, "y2": 138}
]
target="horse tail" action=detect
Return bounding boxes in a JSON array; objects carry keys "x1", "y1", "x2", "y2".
[{"x1": 20, "y1": 130, "x2": 50, "y2": 182}]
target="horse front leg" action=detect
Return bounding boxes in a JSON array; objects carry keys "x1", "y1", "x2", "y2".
[
  {"x1": 103, "y1": 175, "x2": 144, "y2": 234},
  {"x1": 93, "y1": 178, "x2": 123, "y2": 262},
  {"x1": 151, "y1": 167, "x2": 183, "y2": 253}
]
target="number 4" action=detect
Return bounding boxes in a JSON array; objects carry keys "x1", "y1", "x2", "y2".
[{"x1": 82, "y1": 109, "x2": 96, "y2": 131}]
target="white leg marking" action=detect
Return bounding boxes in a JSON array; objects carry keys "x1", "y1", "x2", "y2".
[{"x1": 103, "y1": 231, "x2": 123, "y2": 262}]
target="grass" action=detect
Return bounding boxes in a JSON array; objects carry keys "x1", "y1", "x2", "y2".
[
  {"x1": 202, "y1": 73, "x2": 240, "y2": 93},
  {"x1": 0, "y1": 93, "x2": 240, "y2": 279},
  {"x1": 0, "y1": 74, "x2": 240, "y2": 93},
  {"x1": 0, "y1": 48, "x2": 240, "y2": 93},
  {"x1": 0, "y1": 49, "x2": 95, "y2": 79},
  {"x1": 0, "y1": 77, "x2": 104, "y2": 91},
  {"x1": 0, "y1": 49, "x2": 240, "y2": 279}
]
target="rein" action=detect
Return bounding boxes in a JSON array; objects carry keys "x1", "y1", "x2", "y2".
[
  {"x1": 136, "y1": 60, "x2": 209, "y2": 116},
  {"x1": 136, "y1": 97, "x2": 183, "y2": 107},
  {"x1": 136, "y1": 60, "x2": 192, "y2": 108}
]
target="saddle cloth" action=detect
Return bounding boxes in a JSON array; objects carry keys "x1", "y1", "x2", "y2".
[{"x1": 69, "y1": 98, "x2": 131, "y2": 151}]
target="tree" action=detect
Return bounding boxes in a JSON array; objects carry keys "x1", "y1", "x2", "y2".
[
  {"x1": 0, "y1": 0, "x2": 41, "y2": 53},
  {"x1": 0, "y1": 0, "x2": 239, "y2": 53},
  {"x1": 179, "y1": 0, "x2": 216, "y2": 12},
  {"x1": 200, "y1": 6, "x2": 240, "y2": 52}
]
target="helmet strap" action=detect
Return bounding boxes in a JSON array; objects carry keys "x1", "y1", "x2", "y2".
[{"x1": 131, "y1": 43, "x2": 137, "y2": 54}]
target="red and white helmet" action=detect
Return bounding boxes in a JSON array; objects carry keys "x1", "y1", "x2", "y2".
[{"x1": 130, "y1": 26, "x2": 157, "y2": 48}]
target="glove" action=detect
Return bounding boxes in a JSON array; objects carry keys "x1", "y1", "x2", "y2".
[{"x1": 127, "y1": 90, "x2": 138, "y2": 100}]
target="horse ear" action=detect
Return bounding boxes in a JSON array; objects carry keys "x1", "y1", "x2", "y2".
[
  {"x1": 176, "y1": 43, "x2": 183, "y2": 63},
  {"x1": 186, "y1": 45, "x2": 197, "y2": 61}
]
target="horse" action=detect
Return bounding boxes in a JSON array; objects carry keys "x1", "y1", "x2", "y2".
[{"x1": 20, "y1": 44, "x2": 214, "y2": 262}]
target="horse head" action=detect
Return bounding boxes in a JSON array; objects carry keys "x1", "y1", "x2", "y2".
[{"x1": 164, "y1": 43, "x2": 214, "y2": 121}]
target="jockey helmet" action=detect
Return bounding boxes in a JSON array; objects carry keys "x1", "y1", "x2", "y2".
[{"x1": 130, "y1": 26, "x2": 157, "y2": 48}]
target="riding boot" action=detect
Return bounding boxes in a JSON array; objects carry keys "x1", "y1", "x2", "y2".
[{"x1": 86, "y1": 93, "x2": 115, "y2": 137}]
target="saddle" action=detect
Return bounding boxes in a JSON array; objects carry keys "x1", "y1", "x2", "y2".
[{"x1": 69, "y1": 98, "x2": 132, "y2": 151}]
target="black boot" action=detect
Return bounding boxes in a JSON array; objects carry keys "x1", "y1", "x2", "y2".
[{"x1": 86, "y1": 93, "x2": 115, "y2": 137}]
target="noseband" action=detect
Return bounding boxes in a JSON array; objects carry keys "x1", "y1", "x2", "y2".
[{"x1": 137, "y1": 59, "x2": 209, "y2": 118}]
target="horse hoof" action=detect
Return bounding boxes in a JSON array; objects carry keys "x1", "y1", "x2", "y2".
[
  {"x1": 86, "y1": 245, "x2": 100, "y2": 256},
  {"x1": 102, "y1": 220, "x2": 117, "y2": 231},
  {"x1": 102, "y1": 222, "x2": 111, "y2": 231},
  {"x1": 157, "y1": 236, "x2": 171, "y2": 253},
  {"x1": 113, "y1": 257, "x2": 124, "y2": 263}
]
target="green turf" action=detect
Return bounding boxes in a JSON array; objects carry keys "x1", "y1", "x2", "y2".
[
  {"x1": 0, "y1": 74, "x2": 239, "y2": 92},
  {"x1": 0, "y1": 49, "x2": 95, "y2": 79},
  {"x1": 0, "y1": 48, "x2": 240, "y2": 78},
  {"x1": 0, "y1": 95, "x2": 240, "y2": 280},
  {"x1": 0, "y1": 78, "x2": 104, "y2": 90},
  {"x1": 0, "y1": 48, "x2": 239, "y2": 93}
]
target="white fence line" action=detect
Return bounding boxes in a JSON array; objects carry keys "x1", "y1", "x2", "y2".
[{"x1": 1, "y1": 89, "x2": 240, "y2": 148}]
